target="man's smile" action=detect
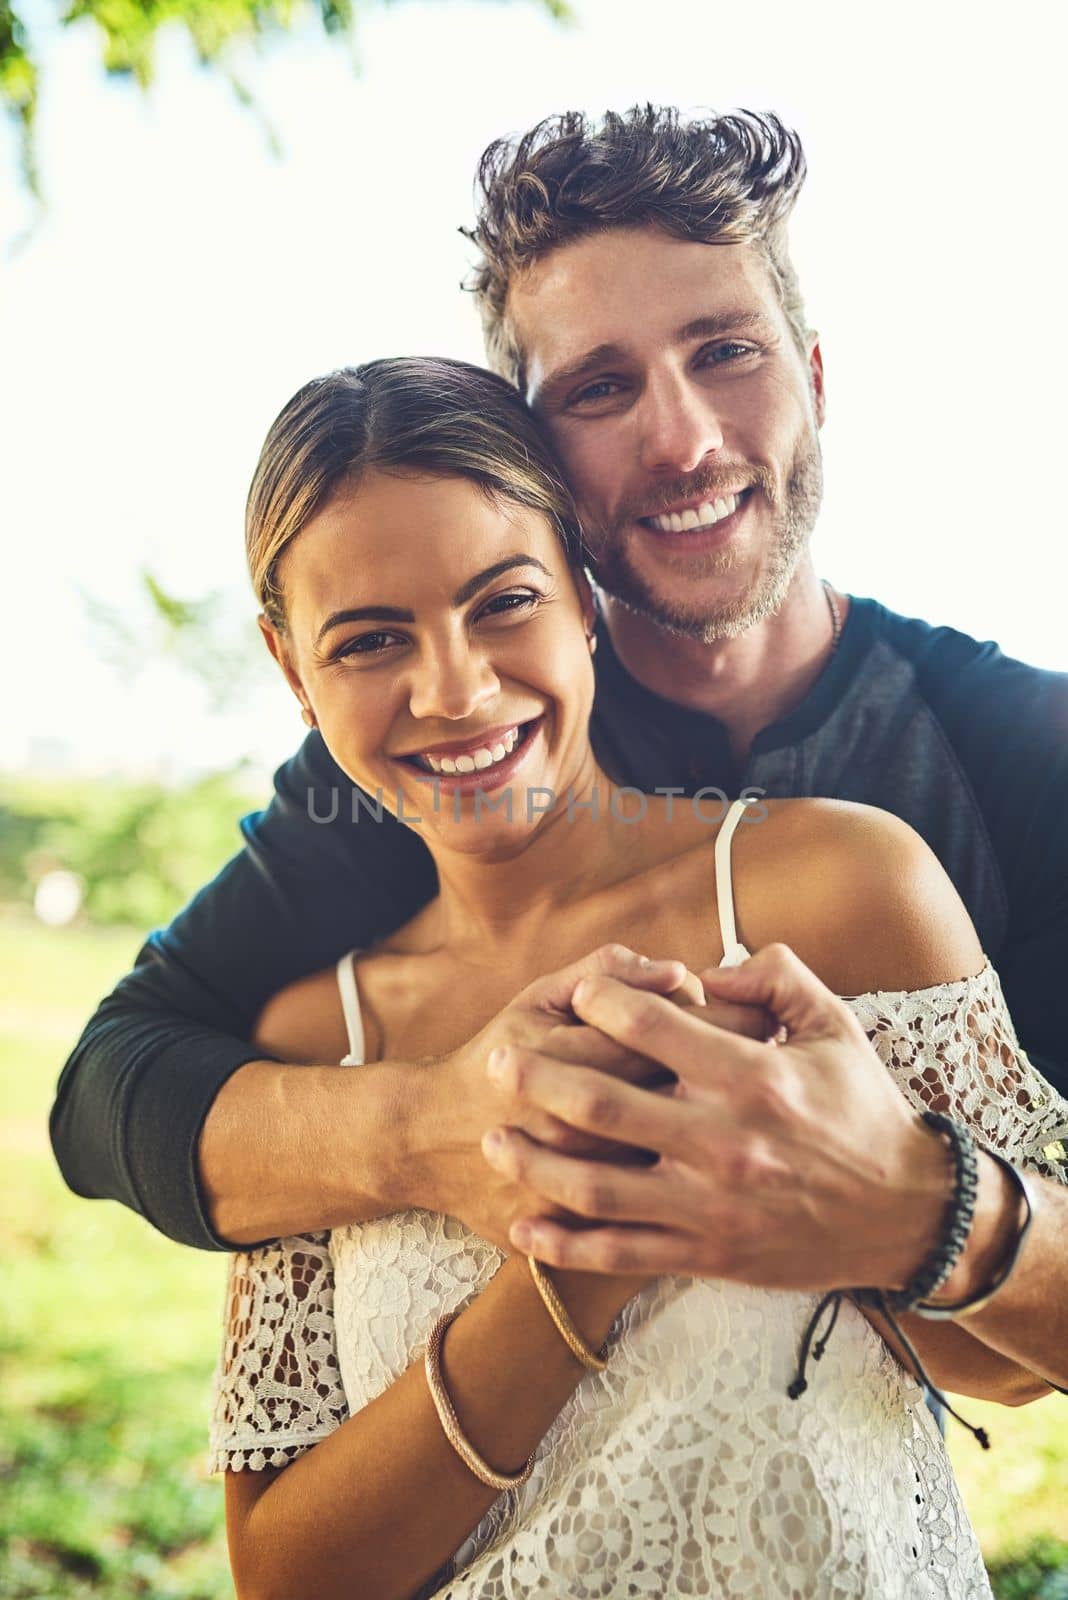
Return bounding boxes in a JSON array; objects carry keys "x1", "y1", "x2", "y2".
[{"x1": 639, "y1": 487, "x2": 755, "y2": 534}]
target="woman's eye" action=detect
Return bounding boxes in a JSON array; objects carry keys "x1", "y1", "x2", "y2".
[
  {"x1": 334, "y1": 631, "x2": 402, "y2": 659},
  {"x1": 478, "y1": 591, "x2": 541, "y2": 620}
]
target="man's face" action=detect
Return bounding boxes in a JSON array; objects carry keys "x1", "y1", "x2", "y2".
[{"x1": 510, "y1": 226, "x2": 825, "y2": 640}]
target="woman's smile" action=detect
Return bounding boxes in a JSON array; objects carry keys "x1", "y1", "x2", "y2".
[{"x1": 392, "y1": 714, "x2": 546, "y2": 793}]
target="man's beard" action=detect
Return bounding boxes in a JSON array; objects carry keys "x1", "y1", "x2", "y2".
[{"x1": 583, "y1": 433, "x2": 824, "y2": 643}]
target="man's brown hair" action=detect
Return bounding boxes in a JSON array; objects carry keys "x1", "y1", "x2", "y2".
[{"x1": 464, "y1": 105, "x2": 808, "y2": 387}]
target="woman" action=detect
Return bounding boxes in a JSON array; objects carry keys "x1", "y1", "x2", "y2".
[{"x1": 209, "y1": 358, "x2": 1065, "y2": 1599}]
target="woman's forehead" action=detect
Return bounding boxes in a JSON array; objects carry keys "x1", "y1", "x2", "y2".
[{"x1": 281, "y1": 470, "x2": 563, "y2": 627}]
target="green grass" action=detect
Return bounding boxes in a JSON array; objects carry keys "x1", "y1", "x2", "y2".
[
  {"x1": 0, "y1": 913, "x2": 232, "y2": 1599},
  {"x1": 1, "y1": 909, "x2": 1066, "y2": 1596}
]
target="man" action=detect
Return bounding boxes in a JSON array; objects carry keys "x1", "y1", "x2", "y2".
[{"x1": 51, "y1": 108, "x2": 1068, "y2": 1389}]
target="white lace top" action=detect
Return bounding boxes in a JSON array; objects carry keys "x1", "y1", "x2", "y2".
[{"x1": 209, "y1": 800, "x2": 1068, "y2": 1599}]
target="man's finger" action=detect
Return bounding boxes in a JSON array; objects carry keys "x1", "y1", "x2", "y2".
[
  {"x1": 698, "y1": 942, "x2": 843, "y2": 1038},
  {"x1": 527, "y1": 944, "x2": 691, "y2": 1018},
  {"x1": 541, "y1": 1024, "x2": 674, "y2": 1086},
  {"x1": 481, "y1": 1126, "x2": 675, "y2": 1225},
  {"x1": 517, "y1": 1104, "x2": 656, "y2": 1163},
  {"x1": 509, "y1": 1217, "x2": 696, "y2": 1276},
  {"x1": 570, "y1": 974, "x2": 766, "y2": 1082},
  {"x1": 490, "y1": 1048, "x2": 683, "y2": 1153}
]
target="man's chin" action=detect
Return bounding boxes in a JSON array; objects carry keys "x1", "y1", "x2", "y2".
[
  {"x1": 605, "y1": 586, "x2": 762, "y2": 643},
  {"x1": 594, "y1": 556, "x2": 785, "y2": 642}
]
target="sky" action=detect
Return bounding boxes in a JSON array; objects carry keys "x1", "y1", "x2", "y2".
[{"x1": 3, "y1": 0, "x2": 1064, "y2": 784}]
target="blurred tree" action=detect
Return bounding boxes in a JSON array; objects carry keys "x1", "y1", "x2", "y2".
[
  {"x1": 2, "y1": 0, "x2": 569, "y2": 196},
  {"x1": 83, "y1": 567, "x2": 270, "y2": 715},
  {"x1": 0, "y1": 572, "x2": 272, "y2": 925}
]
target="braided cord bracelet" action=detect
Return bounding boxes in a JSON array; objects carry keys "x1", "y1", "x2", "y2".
[{"x1": 788, "y1": 1112, "x2": 1038, "y2": 1449}]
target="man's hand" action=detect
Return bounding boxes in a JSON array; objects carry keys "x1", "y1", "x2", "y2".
[
  {"x1": 409, "y1": 944, "x2": 769, "y2": 1253},
  {"x1": 481, "y1": 943, "x2": 955, "y2": 1291}
]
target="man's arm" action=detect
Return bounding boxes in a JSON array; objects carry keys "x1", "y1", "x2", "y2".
[
  {"x1": 49, "y1": 733, "x2": 436, "y2": 1249},
  {"x1": 485, "y1": 945, "x2": 1068, "y2": 1392},
  {"x1": 204, "y1": 949, "x2": 751, "y2": 1247}
]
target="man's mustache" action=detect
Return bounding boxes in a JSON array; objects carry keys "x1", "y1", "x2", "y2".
[{"x1": 613, "y1": 464, "x2": 777, "y2": 529}]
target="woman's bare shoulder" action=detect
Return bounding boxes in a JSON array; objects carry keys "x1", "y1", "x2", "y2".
[
  {"x1": 252, "y1": 964, "x2": 351, "y2": 1066},
  {"x1": 735, "y1": 798, "x2": 985, "y2": 995}
]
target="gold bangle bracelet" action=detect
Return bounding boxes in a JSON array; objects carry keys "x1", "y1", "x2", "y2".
[
  {"x1": 527, "y1": 1255, "x2": 609, "y2": 1372},
  {"x1": 424, "y1": 1313, "x2": 536, "y2": 1492}
]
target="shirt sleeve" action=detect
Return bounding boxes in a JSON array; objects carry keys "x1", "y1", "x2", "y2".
[
  {"x1": 913, "y1": 634, "x2": 1068, "y2": 1102},
  {"x1": 49, "y1": 733, "x2": 437, "y2": 1250},
  {"x1": 846, "y1": 961, "x2": 1068, "y2": 1181},
  {"x1": 209, "y1": 1231, "x2": 349, "y2": 1472}
]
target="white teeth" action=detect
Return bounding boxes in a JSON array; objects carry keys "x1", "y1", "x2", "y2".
[
  {"x1": 420, "y1": 724, "x2": 526, "y2": 775},
  {"x1": 649, "y1": 493, "x2": 740, "y2": 534}
]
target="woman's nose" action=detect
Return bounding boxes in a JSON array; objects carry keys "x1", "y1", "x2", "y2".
[{"x1": 406, "y1": 640, "x2": 501, "y2": 722}]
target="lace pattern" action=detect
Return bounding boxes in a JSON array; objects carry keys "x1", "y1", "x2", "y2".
[
  {"x1": 209, "y1": 1231, "x2": 348, "y2": 1471},
  {"x1": 208, "y1": 963, "x2": 1067, "y2": 1596},
  {"x1": 847, "y1": 962, "x2": 1068, "y2": 1178}
]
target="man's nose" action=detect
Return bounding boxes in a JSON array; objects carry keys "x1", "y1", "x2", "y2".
[
  {"x1": 637, "y1": 372, "x2": 724, "y2": 476},
  {"x1": 407, "y1": 637, "x2": 501, "y2": 722}
]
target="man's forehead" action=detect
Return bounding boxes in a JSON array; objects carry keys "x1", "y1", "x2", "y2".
[{"x1": 508, "y1": 228, "x2": 779, "y2": 396}]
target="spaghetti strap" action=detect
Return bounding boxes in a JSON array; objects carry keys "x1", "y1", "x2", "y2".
[
  {"x1": 715, "y1": 799, "x2": 754, "y2": 968},
  {"x1": 335, "y1": 950, "x2": 366, "y2": 1065}
]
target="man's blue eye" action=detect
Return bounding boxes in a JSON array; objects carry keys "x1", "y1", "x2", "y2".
[
  {"x1": 571, "y1": 380, "x2": 623, "y2": 405},
  {"x1": 705, "y1": 342, "x2": 757, "y2": 363}
]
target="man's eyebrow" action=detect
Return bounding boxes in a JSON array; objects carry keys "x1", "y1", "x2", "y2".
[
  {"x1": 314, "y1": 555, "x2": 552, "y2": 647},
  {"x1": 536, "y1": 344, "x2": 627, "y2": 407},
  {"x1": 535, "y1": 310, "x2": 775, "y2": 407},
  {"x1": 674, "y1": 310, "x2": 775, "y2": 343}
]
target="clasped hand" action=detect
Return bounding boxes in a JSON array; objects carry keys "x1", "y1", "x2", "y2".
[{"x1": 476, "y1": 943, "x2": 947, "y2": 1295}]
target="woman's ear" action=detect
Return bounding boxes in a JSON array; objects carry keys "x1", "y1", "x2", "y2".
[
  {"x1": 257, "y1": 614, "x2": 314, "y2": 722},
  {"x1": 571, "y1": 564, "x2": 598, "y2": 641}
]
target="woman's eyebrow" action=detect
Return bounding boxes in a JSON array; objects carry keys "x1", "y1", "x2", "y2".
[{"x1": 314, "y1": 555, "x2": 552, "y2": 647}]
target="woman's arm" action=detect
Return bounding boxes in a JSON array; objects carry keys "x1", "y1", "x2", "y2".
[{"x1": 224, "y1": 1255, "x2": 645, "y2": 1600}]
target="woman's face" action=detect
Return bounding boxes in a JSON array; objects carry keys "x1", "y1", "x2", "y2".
[{"x1": 262, "y1": 468, "x2": 596, "y2": 848}]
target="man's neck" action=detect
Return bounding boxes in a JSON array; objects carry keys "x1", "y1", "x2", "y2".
[{"x1": 602, "y1": 561, "x2": 847, "y2": 767}]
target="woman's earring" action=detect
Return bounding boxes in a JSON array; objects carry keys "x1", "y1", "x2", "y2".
[
  {"x1": 587, "y1": 631, "x2": 598, "y2": 655},
  {"x1": 301, "y1": 705, "x2": 317, "y2": 728}
]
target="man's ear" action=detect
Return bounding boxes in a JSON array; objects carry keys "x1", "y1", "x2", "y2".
[
  {"x1": 257, "y1": 614, "x2": 308, "y2": 709},
  {"x1": 807, "y1": 336, "x2": 826, "y2": 428}
]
